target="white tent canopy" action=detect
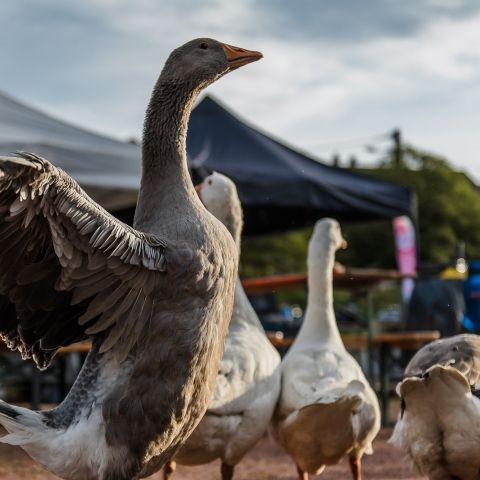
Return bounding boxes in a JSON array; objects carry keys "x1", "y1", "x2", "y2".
[{"x1": 0, "y1": 90, "x2": 141, "y2": 210}]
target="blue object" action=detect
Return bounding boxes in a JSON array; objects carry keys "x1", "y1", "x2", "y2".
[
  {"x1": 463, "y1": 260, "x2": 480, "y2": 332},
  {"x1": 279, "y1": 306, "x2": 294, "y2": 321}
]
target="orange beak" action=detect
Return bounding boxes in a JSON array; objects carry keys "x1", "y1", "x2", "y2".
[
  {"x1": 341, "y1": 239, "x2": 348, "y2": 250},
  {"x1": 195, "y1": 183, "x2": 203, "y2": 199},
  {"x1": 221, "y1": 42, "x2": 263, "y2": 70}
]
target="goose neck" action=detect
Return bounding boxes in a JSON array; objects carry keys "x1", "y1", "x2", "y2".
[
  {"x1": 134, "y1": 79, "x2": 199, "y2": 229},
  {"x1": 230, "y1": 278, "x2": 264, "y2": 330},
  {"x1": 296, "y1": 244, "x2": 343, "y2": 346},
  {"x1": 307, "y1": 245, "x2": 335, "y2": 307}
]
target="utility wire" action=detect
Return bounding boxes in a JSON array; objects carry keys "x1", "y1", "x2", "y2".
[{"x1": 307, "y1": 131, "x2": 391, "y2": 150}]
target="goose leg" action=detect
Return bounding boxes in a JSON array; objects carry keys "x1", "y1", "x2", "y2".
[
  {"x1": 349, "y1": 456, "x2": 361, "y2": 480},
  {"x1": 221, "y1": 462, "x2": 234, "y2": 480},
  {"x1": 296, "y1": 464, "x2": 308, "y2": 480},
  {"x1": 163, "y1": 460, "x2": 176, "y2": 480}
]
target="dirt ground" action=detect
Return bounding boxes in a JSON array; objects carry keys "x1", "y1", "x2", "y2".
[{"x1": 0, "y1": 428, "x2": 424, "y2": 480}]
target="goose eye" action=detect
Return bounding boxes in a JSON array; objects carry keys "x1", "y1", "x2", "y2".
[
  {"x1": 199, "y1": 42, "x2": 209, "y2": 50},
  {"x1": 208, "y1": 179, "x2": 213, "y2": 185}
]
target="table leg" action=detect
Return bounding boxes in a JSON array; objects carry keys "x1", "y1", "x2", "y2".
[
  {"x1": 30, "y1": 363, "x2": 40, "y2": 410},
  {"x1": 379, "y1": 342, "x2": 390, "y2": 426},
  {"x1": 58, "y1": 356, "x2": 67, "y2": 400},
  {"x1": 366, "y1": 290, "x2": 374, "y2": 383}
]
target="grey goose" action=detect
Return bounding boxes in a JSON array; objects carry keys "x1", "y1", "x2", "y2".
[{"x1": 0, "y1": 38, "x2": 262, "y2": 480}]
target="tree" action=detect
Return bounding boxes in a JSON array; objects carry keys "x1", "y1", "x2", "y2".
[
  {"x1": 358, "y1": 146, "x2": 480, "y2": 267},
  {"x1": 240, "y1": 229, "x2": 311, "y2": 277},
  {"x1": 240, "y1": 145, "x2": 480, "y2": 276}
]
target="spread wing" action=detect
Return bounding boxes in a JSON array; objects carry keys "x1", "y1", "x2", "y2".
[
  {"x1": 405, "y1": 333, "x2": 480, "y2": 388},
  {"x1": 0, "y1": 152, "x2": 169, "y2": 369}
]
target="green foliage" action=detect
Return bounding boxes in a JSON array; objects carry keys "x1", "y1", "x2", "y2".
[
  {"x1": 362, "y1": 146, "x2": 480, "y2": 266},
  {"x1": 240, "y1": 144, "x2": 480, "y2": 276},
  {"x1": 338, "y1": 221, "x2": 396, "y2": 268},
  {"x1": 240, "y1": 228, "x2": 311, "y2": 277}
]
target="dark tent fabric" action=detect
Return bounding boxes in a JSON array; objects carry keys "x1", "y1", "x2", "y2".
[
  {"x1": 0, "y1": 90, "x2": 141, "y2": 210},
  {"x1": 187, "y1": 95, "x2": 415, "y2": 234},
  {"x1": 0, "y1": 90, "x2": 414, "y2": 234}
]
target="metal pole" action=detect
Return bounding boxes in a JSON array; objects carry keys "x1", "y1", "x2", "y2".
[
  {"x1": 367, "y1": 289, "x2": 374, "y2": 383},
  {"x1": 392, "y1": 128, "x2": 402, "y2": 166}
]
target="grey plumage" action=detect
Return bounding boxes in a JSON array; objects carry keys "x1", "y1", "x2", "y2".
[
  {"x1": 0, "y1": 151, "x2": 167, "y2": 366},
  {"x1": 0, "y1": 38, "x2": 262, "y2": 480},
  {"x1": 404, "y1": 333, "x2": 480, "y2": 386}
]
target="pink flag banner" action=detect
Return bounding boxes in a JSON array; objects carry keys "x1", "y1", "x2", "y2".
[{"x1": 393, "y1": 216, "x2": 417, "y2": 302}]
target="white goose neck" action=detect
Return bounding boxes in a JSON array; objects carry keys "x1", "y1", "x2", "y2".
[
  {"x1": 294, "y1": 243, "x2": 344, "y2": 348},
  {"x1": 230, "y1": 278, "x2": 265, "y2": 330}
]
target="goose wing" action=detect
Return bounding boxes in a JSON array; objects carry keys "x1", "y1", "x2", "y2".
[
  {"x1": 405, "y1": 334, "x2": 480, "y2": 388},
  {"x1": 0, "y1": 152, "x2": 175, "y2": 369}
]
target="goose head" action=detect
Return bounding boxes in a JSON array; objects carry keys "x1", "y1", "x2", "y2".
[
  {"x1": 196, "y1": 172, "x2": 243, "y2": 249},
  {"x1": 309, "y1": 218, "x2": 347, "y2": 260},
  {"x1": 160, "y1": 38, "x2": 262, "y2": 89},
  {"x1": 138, "y1": 38, "x2": 261, "y2": 212}
]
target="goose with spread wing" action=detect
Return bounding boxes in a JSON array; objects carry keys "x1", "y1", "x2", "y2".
[
  {"x1": 390, "y1": 333, "x2": 480, "y2": 479},
  {"x1": 164, "y1": 172, "x2": 281, "y2": 480},
  {"x1": 0, "y1": 38, "x2": 262, "y2": 480}
]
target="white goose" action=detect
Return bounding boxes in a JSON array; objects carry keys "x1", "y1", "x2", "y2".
[
  {"x1": 390, "y1": 333, "x2": 480, "y2": 480},
  {"x1": 164, "y1": 172, "x2": 281, "y2": 480},
  {"x1": 272, "y1": 218, "x2": 380, "y2": 480},
  {"x1": 0, "y1": 39, "x2": 262, "y2": 480}
]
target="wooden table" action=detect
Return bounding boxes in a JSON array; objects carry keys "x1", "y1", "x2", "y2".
[
  {"x1": 267, "y1": 330, "x2": 440, "y2": 425},
  {"x1": 242, "y1": 269, "x2": 416, "y2": 382},
  {"x1": 241, "y1": 268, "x2": 412, "y2": 294},
  {"x1": 267, "y1": 330, "x2": 440, "y2": 350},
  {"x1": 9, "y1": 329, "x2": 440, "y2": 423}
]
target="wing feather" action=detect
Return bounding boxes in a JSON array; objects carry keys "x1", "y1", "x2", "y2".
[
  {"x1": 405, "y1": 333, "x2": 480, "y2": 388},
  {"x1": 0, "y1": 153, "x2": 173, "y2": 369}
]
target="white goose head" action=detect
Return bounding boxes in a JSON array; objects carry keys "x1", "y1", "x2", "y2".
[
  {"x1": 309, "y1": 218, "x2": 347, "y2": 262},
  {"x1": 197, "y1": 172, "x2": 243, "y2": 249}
]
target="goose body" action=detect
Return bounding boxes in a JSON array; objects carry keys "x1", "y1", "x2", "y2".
[
  {"x1": 0, "y1": 39, "x2": 262, "y2": 480},
  {"x1": 272, "y1": 219, "x2": 380, "y2": 480},
  {"x1": 165, "y1": 173, "x2": 281, "y2": 480},
  {"x1": 390, "y1": 333, "x2": 480, "y2": 480}
]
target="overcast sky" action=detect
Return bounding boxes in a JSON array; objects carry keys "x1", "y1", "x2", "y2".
[{"x1": 1, "y1": 0, "x2": 480, "y2": 177}]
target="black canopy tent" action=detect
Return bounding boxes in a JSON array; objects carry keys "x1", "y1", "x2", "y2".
[
  {"x1": 0, "y1": 90, "x2": 415, "y2": 235},
  {"x1": 187, "y1": 96, "x2": 415, "y2": 234}
]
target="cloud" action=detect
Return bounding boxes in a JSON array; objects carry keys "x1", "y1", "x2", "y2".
[
  {"x1": 1, "y1": 0, "x2": 480, "y2": 177},
  {"x1": 257, "y1": 0, "x2": 480, "y2": 44}
]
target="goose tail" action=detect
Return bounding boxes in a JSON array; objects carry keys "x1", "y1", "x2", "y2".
[{"x1": 0, "y1": 400, "x2": 45, "y2": 445}]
